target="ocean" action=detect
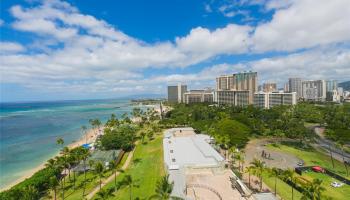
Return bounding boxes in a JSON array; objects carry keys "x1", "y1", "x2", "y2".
[{"x1": 0, "y1": 99, "x2": 137, "y2": 189}]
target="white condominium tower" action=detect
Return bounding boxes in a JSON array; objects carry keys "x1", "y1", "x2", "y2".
[{"x1": 216, "y1": 71, "x2": 258, "y2": 105}]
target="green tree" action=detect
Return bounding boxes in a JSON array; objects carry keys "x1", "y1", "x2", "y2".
[
  {"x1": 250, "y1": 158, "x2": 265, "y2": 191},
  {"x1": 95, "y1": 188, "x2": 115, "y2": 200},
  {"x1": 212, "y1": 118, "x2": 250, "y2": 148},
  {"x1": 301, "y1": 179, "x2": 325, "y2": 200},
  {"x1": 81, "y1": 125, "x2": 87, "y2": 144},
  {"x1": 268, "y1": 167, "x2": 280, "y2": 196},
  {"x1": 94, "y1": 162, "x2": 105, "y2": 190},
  {"x1": 283, "y1": 169, "x2": 297, "y2": 200},
  {"x1": 109, "y1": 160, "x2": 118, "y2": 190},
  {"x1": 120, "y1": 175, "x2": 138, "y2": 200},
  {"x1": 22, "y1": 186, "x2": 39, "y2": 200},
  {"x1": 49, "y1": 176, "x2": 59, "y2": 200},
  {"x1": 149, "y1": 174, "x2": 184, "y2": 200}
]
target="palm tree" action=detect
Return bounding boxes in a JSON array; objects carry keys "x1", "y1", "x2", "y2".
[
  {"x1": 244, "y1": 166, "x2": 254, "y2": 188},
  {"x1": 80, "y1": 148, "x2": 91, "y2": 197},
  {"x1": 56, "y1": 138, "x2": 66, "y2": 200},
  {"x1": 228, "y1": 146, "x2": 236, "y2": 167},
  {"x1": 96, "y1": 187, "x2": 115, "y2": 200},
  {"x1": 22, "y1": 185, "x2": 39, "y2": 200},
  {"x1": 140, "y1": 131, "x2": 146, "y2": 144},
  {"x1": 301, "y1": 179, "x2": 325, "y2": 200},
  {"x1": 120, "y1": 175, "x2": 138, "y2": 200},
  {"x1": 49, "y1": 176, "x2": 59, "y2": 200},
  {"x1": 149, "y1": 174, "x2": 184, "y2": 200},
  {"x1": 250, "y1": 158, "x2": 265, "y2": 191},
  {"x1": 147, "y1": 130, "x2": 154, "y2": 141},
  {"x1": 109, "y1": 160, "x2": 118, "y2": 190},
  {"x1": 268, "y1": 167, "x2": 280, "y2": 196},
  {"x1": 235, "y1": 152, "x2": 245, "y2": 172},
  {"x1": 81, "y1": 125, "x2": 87, "y2": 144},
  {"x1": 283, "y1": 169, "x2": 296, "y2": 200},
  {"x1": 94, "y1": 161, "x2": 105, "y2": 190}
]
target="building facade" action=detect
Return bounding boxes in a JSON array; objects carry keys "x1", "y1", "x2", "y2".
[
  {"x1": 167, "y1": 84, "x2": 187, "y2": 103},
  {"x1": 254, "y1": 92, "x2": 297, "y2": 109},
  {"x1": 326, "y1": 80, "x2": 338, "y2": 92},
  {"x1": 183, "y1": 89, "x2": 214, "y2": 104},
  {"x1": 216, "y1": 71, "x2": 257, "y2": 104},
  {"x1": 302, "y1": 80, "x2": 326, "y2": 101},
  {"x1": 288, "y1": 78, "x2": 302, "y2": 99},
  {"x1": 263, "y1": 82, "x2": 277, "y2": 92},
  {"x1": 216, "y1": 90, "x2": 250, "y2": 106}
]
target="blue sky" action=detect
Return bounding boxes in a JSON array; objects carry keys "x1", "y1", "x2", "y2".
[{"x1": 1, "y1": 0, "x2": 350, "y2": 102}]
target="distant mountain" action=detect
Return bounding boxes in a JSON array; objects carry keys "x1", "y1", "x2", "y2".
[{"x1": 339, "y1": 81, "x2": 350, "y2": 91}]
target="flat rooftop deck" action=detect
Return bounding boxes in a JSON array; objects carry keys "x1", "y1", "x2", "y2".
[{"x1": 163, "y1": 128, "x2": 224, "y2": 169}]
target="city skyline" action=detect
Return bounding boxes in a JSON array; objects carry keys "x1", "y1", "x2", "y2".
[{"x1": 1, "y1": 0, "x2": 350, "y2": 102}]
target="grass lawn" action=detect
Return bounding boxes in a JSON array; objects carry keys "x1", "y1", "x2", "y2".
[
  {"x1": 301, "y1": 171, "x2": 350, "y2": 200},
  {"x1": 93, "y1": 135, "x2": 165, "y2": 199},
  {"x1": 261, "y1": 172, "x2": 302, "y2": 200},
  {"x1": 267, "y1": 142, "x2": 349, "y2": 178}
]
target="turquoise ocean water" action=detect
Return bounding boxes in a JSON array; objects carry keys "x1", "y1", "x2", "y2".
[{"x1": 0, "y1": 99, "x2": 135, "y2": 189}]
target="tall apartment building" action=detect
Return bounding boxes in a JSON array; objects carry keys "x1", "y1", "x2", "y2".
[
  {"x1": 167, "y1": 83, "x2": 187, "y2": 103},
  {"x1": 254, "y1": 92, "x2": 297, "y2": 109},
  {"x1": 216, "y1": 71, "x2": 257, "y2": 104},
  {"x1": 288, "y1": 78, "x2": 302, "y2": 98},
  {"x1": 326, "y1": 80, "x2": 338, "y2": 92},
  {"x1": 302, "y1": 80, "x2": 326, "y2": 101},
  {"x1": 263, "y1": 82, "x2": 277, "y2": 92},
  {"x1": 183, "y1": 89, "x2": 214, "y2": 104},
  {"x1": 284, "y1": 82, "x2": 289, "y2": 92}
]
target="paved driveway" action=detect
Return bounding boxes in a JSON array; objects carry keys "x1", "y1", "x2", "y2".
[{"x1": 244, "y1": 138, "x2": 302, "y2": 169}]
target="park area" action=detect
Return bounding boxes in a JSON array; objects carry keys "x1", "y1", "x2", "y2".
[
  {"x1": 265, "y1": 141, "x2": 350, "y2": 200},
  {"x1": 92, "y1": 134, "x2": 165, "y2": 199}
]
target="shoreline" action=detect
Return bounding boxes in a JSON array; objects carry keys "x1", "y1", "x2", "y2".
[{"x1": 1, "y1": 127, "x2": 100, "y2": 192}]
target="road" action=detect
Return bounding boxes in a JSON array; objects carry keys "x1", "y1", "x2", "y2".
[{"x1": 311, "y1": 126, "x2": 350, "y2": 163}]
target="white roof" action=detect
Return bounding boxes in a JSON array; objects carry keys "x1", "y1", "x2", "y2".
[{"x1": 163, "y1": 131, "x2": 224, "y2": 169}]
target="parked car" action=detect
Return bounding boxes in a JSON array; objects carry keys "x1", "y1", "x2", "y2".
[
  {"x1": 297, "y1": 161, "x2": 304, "y2": 166},
  {"x1": 331, "y1": 181, "x2": 343, "y2": 188}
]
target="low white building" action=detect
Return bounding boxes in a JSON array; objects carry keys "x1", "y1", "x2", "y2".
[{"x1": 254, "y1": 91, "x2": 297, "y2": 109}]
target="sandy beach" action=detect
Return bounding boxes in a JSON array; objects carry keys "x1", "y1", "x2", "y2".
[{"x1": 1, "y1": 127, "x2": 101, "y2": 192}]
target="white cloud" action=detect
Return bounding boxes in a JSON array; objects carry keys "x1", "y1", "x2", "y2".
[
  {"x1": 175, "y1": 24, "x2": 252, "y2": 56},
  {"x1": 253, "y1": 0, "x2": 350, "y2": 51},
  {"x1": 1, "y1": 0, "x2": 350, "y2": 97},
  {"x1": 0, "y1": 19, "x2": 4, "y2": 26},
  {"x1": 0, "y1": 42, "x2": 25, "y2": 53}
]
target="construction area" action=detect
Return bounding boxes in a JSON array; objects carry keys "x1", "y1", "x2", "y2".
[{"x1": 163, "y1": 128, "x2": 258, "y2": 200}]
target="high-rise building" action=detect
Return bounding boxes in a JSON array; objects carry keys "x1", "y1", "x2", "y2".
[
  {"x1": 216, "y1": 71, "x2": 257, "y2": 104},
  {"x1": 167, "y1": 83, "x2": 187, "y2": 103},
  {"x1": 183, "y1": 89, "x2": 214, "y2": 104},
  {"x1": 288, "y1": 78, "x2": 302, "y2": 98},
  {"x1": 302, "y1": 80, "x2": 326, "y2": 101},
  {"x1": 284, "y1": 82, "x2": 289, "y2": 92},
  {"x1": 326, "y1": 90, "x2": 341, "y2": 102},
  {"x1": 263, "y1": 82, "x2": 277, "y2": 92},
  {"x1": 326, "y1": 80, "x2": 338, "y2": 92},
  {"x1": 254, "y1": 92, "x2": 297, "y2": 109}
]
